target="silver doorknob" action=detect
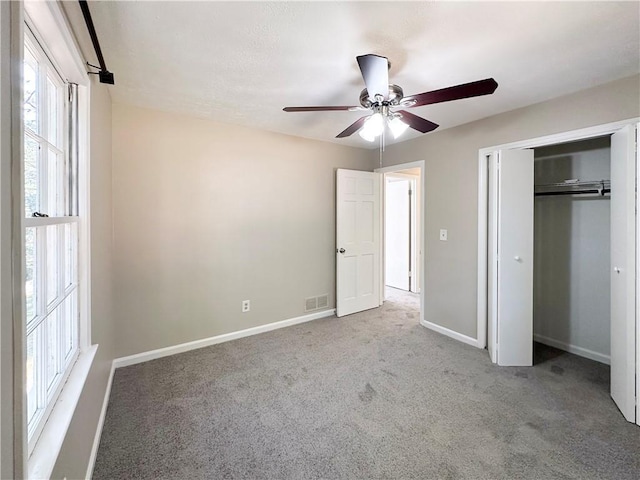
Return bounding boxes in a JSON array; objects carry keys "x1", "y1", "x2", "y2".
[
  {"x1": 614, "y1": 267, "x2": 621, "y2": 274},
  {"x1": 338, "y1": 248, "x2": 346, "y2": 254},
  {"x1": 514, "y1": 256, "x2": 521, "y2": 262}
]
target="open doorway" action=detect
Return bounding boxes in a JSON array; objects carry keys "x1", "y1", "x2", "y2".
[
  {"x1": 385, "y1": 173, "x2": 418, "y2": 293},
  {"x1": 375, "y1": 161, "x2": 424, "y2": 323},
  {"x1": 533, "y1": 136, "x2": 611, "y2": 365}
]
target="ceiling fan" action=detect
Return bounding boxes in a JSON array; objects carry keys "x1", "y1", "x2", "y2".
[{"x1": 283, "y1": 54, "x2": 498, "y2": 142}]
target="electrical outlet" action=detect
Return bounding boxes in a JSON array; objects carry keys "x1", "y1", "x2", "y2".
[
  {"x1": 242, "y1": 300, "x2": 250, "y2": 313},
  {"x1": 439, "y1": 229, "x2": 448, "y2": 241}
]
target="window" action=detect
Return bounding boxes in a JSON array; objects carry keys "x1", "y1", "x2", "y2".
[{"x1": 23, "y1": 27, "x2": 80, "y2": 454}]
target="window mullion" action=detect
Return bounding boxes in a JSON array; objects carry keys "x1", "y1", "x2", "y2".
[
  {"x1": 24, "y1": 129, "x2": 63, "y2": 156},
  {"x1": 58, "y1": 147, "x2": 63, "y2": 217},
  {"x1": 61, "y1": 84, "x2": 68, "y2": 215},
  {"x1": 37, "y1": 318, "x2": 46, "y2": 415},
  {"x1": 38, "y1": 141, "x2": 46, "y2": 217},
  {"x1": 26, "y1": 284, "x2": 75, "y2": 337},
  {"x1": 57, "y1": 224, "x2": 64, "y2": 374},
  {"x1": 36, "y1": 224, "x2": 46, "y2": 417},
  {"x1": 39, "y1": 58, "x2": 48, "y2": 216},
  {"x1": 60, "y1": 297, "x2": 67, "y2": 371},
  {"x1": 36, "y1": 225, "x2": 46, "y2": 330}
]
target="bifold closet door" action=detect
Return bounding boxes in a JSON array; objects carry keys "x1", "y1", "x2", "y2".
[
  {"x1": 497, "y1": 149, "x2": 534, "y2": 366},
  {"x1": 610, "y1": 125, "x2": 636, "y2": 423}
]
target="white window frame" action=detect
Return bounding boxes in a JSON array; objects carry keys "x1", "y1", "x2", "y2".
[
  {"x1": 23, "y1": 25, "x2": 82, "y2": 455},
  {"x1": 22, "y1": 1, "x2": 96, "y2": 478}
]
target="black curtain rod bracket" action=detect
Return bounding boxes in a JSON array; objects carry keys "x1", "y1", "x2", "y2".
[{"x1": 79, "y1": 0, "x2": 115, "y2": 84}]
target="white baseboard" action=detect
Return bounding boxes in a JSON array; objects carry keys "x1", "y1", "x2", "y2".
[
  {"x1": 85, "y1": 361, "x2": 115, "y2": 480},
  {"x1": 420, "y1": 319, "x2": 480, "y2": 348},
  {"x1": 113, "y1": 309, "x2": 336, "y2": 369},
  {"x1": 533, "y1": 334, "x2": 610, "y2": 365}
]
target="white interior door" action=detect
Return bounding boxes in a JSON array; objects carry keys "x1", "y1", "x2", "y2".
[
  {"x1": 610, "y1": 125, "x2": 636, "y2": 423},
  {"x1": 336, "y1": 169, "x2": 381, "y2": 317},
  {"x1": 497, "y1": 149, "x2": 534, "y2": 366},
  {"x1": 385, "y1": 178, "x2": 410, "y2": 291}
]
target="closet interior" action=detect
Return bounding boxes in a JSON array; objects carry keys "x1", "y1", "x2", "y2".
[{"x1": 533, "y1": 136, "x2": 612, "y2": 365}]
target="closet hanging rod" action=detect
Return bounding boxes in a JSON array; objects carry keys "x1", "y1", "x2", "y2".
[
  {"x1": 534, "y1": 188, "x2": 610, "y2": 197},
  {"x1": 534, "y1": 180, "x2": 610, "y2": 197},
  {"x1": 535, "y1": 180, "x2": 610, "y2": 189}
]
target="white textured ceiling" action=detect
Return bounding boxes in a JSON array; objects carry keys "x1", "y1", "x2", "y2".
[{"x1": 66, "y1": 1, "x2": 639, "y2": 148}]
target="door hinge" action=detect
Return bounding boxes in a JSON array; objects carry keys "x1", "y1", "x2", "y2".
[
  {"x1": 408, "y1": 271, "x2": 413, "y2": 277},
  {"x1": 408, "y1": 189, "x2": 413, "y2": 196}
]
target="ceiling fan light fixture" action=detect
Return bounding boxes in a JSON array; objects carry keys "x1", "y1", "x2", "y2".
[
  {"x1": 358, "y1": 128, "x2": 377, "y2": 142},
  {"x1": 388, "y1": 116, "x2": 409, "y2": 139},
  {"x1": 358, "y1": 112, "x2": 384, "y2": 141}
]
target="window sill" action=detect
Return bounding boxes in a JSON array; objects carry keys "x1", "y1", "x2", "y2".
[{"x1": 28, "y1": 344, "x2": 98, "y2": 480}]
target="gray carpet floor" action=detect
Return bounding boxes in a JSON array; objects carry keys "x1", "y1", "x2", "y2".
[{"x1": 93, "y1": 288, "x2": 639, "y2": 479}]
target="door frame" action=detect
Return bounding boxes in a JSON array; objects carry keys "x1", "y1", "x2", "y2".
[
  {"x1": 477, "y1": 118, "x2": 640, "y2": 423},
  {"x1": 375, "y1": 160, "x2": 425, "y2": 323}
]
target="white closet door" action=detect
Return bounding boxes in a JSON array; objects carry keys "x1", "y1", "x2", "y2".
[
  {"x1": 610, "y1": 125, "x2": 636, "y2": 423},
  {"x1": 336, "y1": 169, "x2": 381, "y2": 317},
  {"x1": 497, "y1": 149, "x2": 534, "y2": 366},
  {"x1": 385, "y1": 178, "x2": 410, "y2": 291},
  {"x1": 487, "y1": 153, "x2": 499, "y2": 363}
]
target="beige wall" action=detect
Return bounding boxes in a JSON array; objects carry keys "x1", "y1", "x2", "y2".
[
  {"x1": 382, "y1": 74, "x2": 640, "y2": 338},
  {"x1": 51, "y1": 77, "x2": 114, "y2": 480},
  {"x1": 111, "y1": 104, "x2": 373, "y2": 357}
]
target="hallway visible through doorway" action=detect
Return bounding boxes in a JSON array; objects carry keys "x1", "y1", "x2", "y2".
[{"x1": 385, "y1": 286, "x2": 419, "y2": 312}]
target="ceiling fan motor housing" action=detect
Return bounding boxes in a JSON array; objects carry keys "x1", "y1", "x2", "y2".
[{"x1": 360, "y1": 84, "x2": 404, "y2": 108}]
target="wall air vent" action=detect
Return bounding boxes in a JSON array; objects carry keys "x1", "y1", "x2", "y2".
[
  {"x1": 305, "y1": 297, "x2": 318, "y2": 312},
  {"x1": 305, "y1": 294, "x2": 330, "y2": 312},
  {"x1": 317, "y1": 294, "x2": 329, "y2": 309}
]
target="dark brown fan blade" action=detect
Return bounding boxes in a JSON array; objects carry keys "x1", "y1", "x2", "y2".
[
  {"x1": 356, "y1": 54, "x2": 389, "y2": 101},
  {"x1": 336, "y1": 116, "x2": 369, "y2": 138},
  {"x1": 283, "y1": 106, "x2": 359, "y2": 112},
  {"x1": 397, "y1": 110, "x2": 439, "y2": 133},
  {"x1": 403, "y1": 78, "x2": 498, "y2": 108}
]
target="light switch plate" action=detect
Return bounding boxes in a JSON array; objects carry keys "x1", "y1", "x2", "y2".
[{"x1": 439, "y1": 229, "x2": 448, "y2": 241}]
